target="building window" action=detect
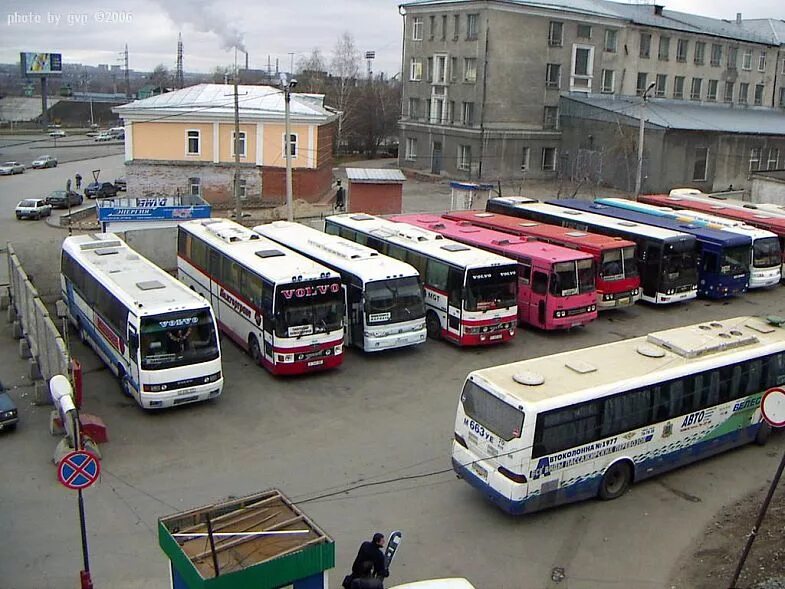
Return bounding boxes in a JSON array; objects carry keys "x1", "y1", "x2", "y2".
[
  {"x1": 458, "y1": 144, "x2": 472, "y2": 171},
  {"x1": 707, "y1": 80, "x2": 718, "y2": 101},
  {"x1": 549, "y1": 21, "x2": 563, "y2": 46},
  {"x1": 749, "y1": 147, "x2": 761, "y2": 172},
  {"x1": 425, "y1": 99, "x2": 431, "y2": 119},
  {"x1": 543, "y1": 106, "x2": 559, "y2": 129},
  {"x1": 464, "y1": 58, "x2": 477, "y2": 82},
  {"x1": 231, "y1": 131, "x2": 246, "y2": 157},
  {"x1": 673, "y1": 76, "x2": 685, "y2": 99},
  {"x1": 640, "y1": 33, "x2": 651, "y2": 58},
  {"x1": 434, "y1": 55, "x2": 447, "y2": 83},
  {"x1": 449, "y1": 57, "x2": 457, "y2": 81},
  {"x1": 724, "y1": 81, "x2": 735, "y2": 103},
  {"x1": 426, "y1": 57, "x2": 433, "y2": 82},
  {"x1": 690, "y1": 78, "x2": 702, "y2": 101},
  {"x1": 768, "y1": 148, "x2": 780, "y2": 170},
  {"x1": 467, "y1": 13, "x2": 479, "y2": 40},
  {"x1": 545, "y1": 63, "x2": 561, "y2": 88},
  {"x1": 739, "y1": 82, "x2": 749, "y2": 104},
  {"x1": 441, "y1": 15, "x2": 447, "y2": 41},
  {"x1": 405, "y1": 137, "x2": 417, "y2": 160},
  {"x1": 693, "y1": 147, "x2": 709, "y2": 181},
  {"x1": 408, "y1": 97, "x2": 419, "y2": 118},
  {"x1": 412, "y1": 17, "x2": 423, "y2": 41},
  {"x1": 571, "y1": 44, "x2": 594, "y2": 91},
  {"x1": 282, "y1": 133, "x2": 298, "y2": 158},
  {"x1": 779, "y1": 87, "x2": 785, "y2": 108},
  {"x1": 430, "y1": 97, "x2": 444, "y2": 123},
  {"x1": 601, "y1": 69, "x2": 615, "y2": 94},
  {"x1": 542, "y1": 147, "x2": 557, "y2": 171},
  {"x1": 754, "y1": 84, "x2": 764, "y2": 106},
  {"x1": 188, "y1": 177, "x2": 201, "y2": 196},
  {"x1": 409, "y1": 58, "x2": 423, "y2": 81},
  {"x1": 577, "y1": 24, "x2": 592, "y2": 39},
  {"x1": 658, "y1": 36, "x2": 670, "y2": 60},
  {"x1": 742, "y1": 49, "x2": 752, "y2": 70},
  {"x1": 655, "y1": 74, "x2": 667, "y2": 97},
  {"x1": 727, "y1": 47, "x2": 738, "y2": 70},
  {"x1": 782, "y1": 57, "x2": 785, "y2": 74},
  {"x1": 758, "y1": 51, "x2": 766, "y2": 71},
  {"x1": 447, "y1": 100, "x2": 455, "y2": 123},
  {"x1": 521, "y1": 146, "x2": 530, "y2": 171},
  {"x1": 694, "y1": 42, "x2": 705, "y2": 65},
  {"x1": 636, "y1": 72, "x2": 649, "y2": 95},
  {"x1": 186, "y1": 130, "x2": 200, "y2": 155},
  {"x1": 461, "y1": 101, "x2": 475, "y2": 126},
  {"x1": 429, "y1": 15, "x2": 436, "y2": 40},
  {"x1": 453, "y1": 14, "x2": 460, "y2": 40},
  {"x1": 238, "y1": 178, "x2": 247, "y2": 200},
  {"x1": 604, "y1": 29, "x2": 617, "y2": 52},
  {"x1": 710, "y1": 44, "x2": 722, "y2": 67},
  {"x1": 676, "y1": 39, "x2": 688, "y2": 62}
]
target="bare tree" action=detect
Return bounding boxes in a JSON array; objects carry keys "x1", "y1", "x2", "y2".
[
  {"x1": 348, "y1": 76, "x2": 401, "y2": 158},
  {"x1": 296, "y1": 48, "x2": 327, "y2": 94},
  {"x1": 211, "y1": 65, "x2": 234, "y2": 84},
  {"x1": 149, "y1": 64, "x2": 171, "y2": 88},
  {"x1": 329, "y1": 32, "x2": 360, "y2": 155}
]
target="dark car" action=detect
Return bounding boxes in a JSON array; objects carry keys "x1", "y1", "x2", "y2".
[
  {"x1": 0, "y1": 382, "x2": 19, "y2": 432},
  {"x1": 45, "y1": 189, "x2": 83, "y2": 209},
  {"x1": 114, "y1": 177, "x2": 127, "y2": 191},
  {"x1": 84, "y1": 181, "x2": 118, "y2": 199}
]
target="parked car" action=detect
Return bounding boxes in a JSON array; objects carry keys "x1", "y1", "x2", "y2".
[
  {"x1": 94, "y1": 132, "x2": 113, "y2": 142},
  {"x1": 84, "y1": 181, "x2": 118, "y2": 198},
  {"x1": 15, "y1": 198, "x2": 52, "y2": 220},
  {"x1": 0, "y1": 161, "x2": 25, "y2": 175},
  {"x1": 48, "y1": 129, "x2": 66, "y2": 138},
  {"x1": 45, "y1": 189, "x2": 83, "y2": 209},
  {"x1": 0, "y1": 381, "x2": 19, "y2": 432},
  {"x1": 114, "y1": 177, "x2": 127, "y2": 191},
  {"x1": 31, "y1": 155, "x2": 58, "y2": 169}
]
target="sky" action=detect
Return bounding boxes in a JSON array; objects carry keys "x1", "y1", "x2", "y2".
[{"x1": 1, "y1": 0, "x2": 784, "y2": 77}]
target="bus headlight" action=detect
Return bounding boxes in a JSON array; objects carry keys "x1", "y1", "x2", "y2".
[
  {"x1": 204, "y1": 371, "x2": 221, "y2": 384},
  {"x1": 464, "y1": 325, "x2": 481, "y2": 335},
  {"x1": 632, "y1": 289, "x2": 639, "y2": 295}
]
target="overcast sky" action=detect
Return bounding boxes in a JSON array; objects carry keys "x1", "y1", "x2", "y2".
[{"x1": 1, "y1": 0, "x2": 784, "y2": 77}]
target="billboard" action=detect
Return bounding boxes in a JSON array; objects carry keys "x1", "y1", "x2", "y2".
[{"x1": 20, "y1": 52, "x2": 63, "y2": 76}]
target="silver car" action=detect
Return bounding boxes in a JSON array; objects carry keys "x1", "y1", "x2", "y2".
[
  {"x1": 15, "y1": 198, "x2": 52, "y2": 220},
  {"x1": 31, "y1": 155, "x2": 58, "y2": 169},
  {"x1": 0, "y1": 161, "x2": 25, "y2": 175}
]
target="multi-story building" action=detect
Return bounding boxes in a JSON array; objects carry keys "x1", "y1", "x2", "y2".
[
  {"x1": 398, "y1": 0, "x2": 782, "y2": 183},
  {"x1": 740, "y1": 19, "x2": 785, "y2": 110}
]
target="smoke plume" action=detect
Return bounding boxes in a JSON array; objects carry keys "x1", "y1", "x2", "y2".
[{"x1": 155, "y1": 0, "x2": 246, "y2": 51}]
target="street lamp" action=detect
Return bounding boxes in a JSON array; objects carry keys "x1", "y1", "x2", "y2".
[
  {"x1": 280, "y1": 74, "x2": 297, "y2": 222},
  {"x1": 634, "y1": 81, "x2": 657, "y2": 199}
]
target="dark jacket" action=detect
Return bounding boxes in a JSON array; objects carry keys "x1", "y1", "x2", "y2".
[
  {"x1": 351, "y1": 577, "x2": 384, "y2": 589},
  {"x1": 351, "y1": 541, "x2": 388, "y2": 579}
]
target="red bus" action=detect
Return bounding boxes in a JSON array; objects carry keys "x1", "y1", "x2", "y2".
[
  {"x1": 391, "y1": 214, "x2": 598, "y2": 330},
  {"x1": 444, "y1": 209, "x2": 641, "y2": 310}
]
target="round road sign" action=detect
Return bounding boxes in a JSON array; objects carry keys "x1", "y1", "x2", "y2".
[
  {"x1": 57, "y1": 450, "x2": 101, "y2": 490},
  {"x1": 761, "y1": 387, "x2": 785, "y2": 428}
]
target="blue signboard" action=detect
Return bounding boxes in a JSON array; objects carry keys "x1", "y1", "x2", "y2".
[{"x1": 96, "y1": 195, "x2": 211, "y2": 223}]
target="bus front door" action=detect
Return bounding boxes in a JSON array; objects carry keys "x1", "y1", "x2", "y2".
[
  {"x1": 641, "y1": 244, "x2": 660, "y2": 300},
  {"x1": 127, "y1": 323, "x2": 140, "y2": 395},
  {"x1": 531, "y1": 271, "x2": 549, "y2": 328},
  {"x1": 347, "y1": 284, "x2": 364, "y2": 348}
]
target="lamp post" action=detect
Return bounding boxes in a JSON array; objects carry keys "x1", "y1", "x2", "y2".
[
  {"x1": 280, "y1": 75, "x2": 297, "y2": 222},
  {"x1": 634, "y1": 81, "x2": 656, "y2": 199}
]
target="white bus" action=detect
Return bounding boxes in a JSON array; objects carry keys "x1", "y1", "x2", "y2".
[
  {"x1": 177, "y1": 219, "x2": 345, "y2": 376},
  {"x1": 254, "y1": 221, "x2": 427, "y2": 352},
  {"x1": 325, "y1": 214, "x2": 518, "y2": 347},
  {"x1": 452, "y1": 315, "x2": 782, "y2": 514},
  {"x1": 61, "y1": 233, "x2": 223, "y2": 409}
]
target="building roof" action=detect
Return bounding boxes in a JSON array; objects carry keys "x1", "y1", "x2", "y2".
[
  {"x1": 114, "y1": 83, "x2": 337, "y2": 124},
  {"x1": 561, "y1": 94, "x2": 785, "y2": 136},
  {"x1": 741, "y1": 19, "x2": 785, "y2": 44},
  {"x1": 346, "y1": 167, "x2": 407, "y2": 183},
  {"x1": 402, "y1": 0, "x2": 776, "y2": 44},
  {"x1": 752, "y1": 170, "x2": 785, "y2": 182}
]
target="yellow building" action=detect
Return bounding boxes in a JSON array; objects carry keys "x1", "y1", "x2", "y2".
[{"x1": 113, "y1": 83, "x2": 338, "y2": 204}]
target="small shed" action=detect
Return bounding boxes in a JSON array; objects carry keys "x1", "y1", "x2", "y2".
[
  {"x1": 345, "y1": 168, "x2": 406, "y2": 215},
  {"x1": 449, "y1": 181, "x2": 495, "y2": 211}
]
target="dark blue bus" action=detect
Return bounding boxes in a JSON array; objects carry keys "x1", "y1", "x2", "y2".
[{"x1": 550, "y1": 199, "x2": 751, "y2": 299}]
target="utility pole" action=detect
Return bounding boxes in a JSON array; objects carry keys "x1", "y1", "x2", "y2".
[
  {"x1": 284, "y1": 83, "x2": 294, "y2": 221},
  {"x1": 123, "y1": 44, "x2": 130, "y2": 99},
  {"x1": 233, "y1": 68, "x2": 242, "y2": 222},
  {"x1": 634, "y1": 81, "x2": 656, "y2": 199}
]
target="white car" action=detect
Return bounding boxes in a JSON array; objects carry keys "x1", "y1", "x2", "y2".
[
  {"x1": 0, "y1": 161, "x2": 25, "y2": 175},
  {"x1": 94, "y1": 132, "x2": 113, "y2": 142},
  {"x1": 15, "y1": 198, "x2": 52, "y2": 220},
  {"x1": 48, "y1": 129, "x2": 66, "y2": 138},
  {"x1": 31, "y1": 155, "x2": 58, "y2": 169}
]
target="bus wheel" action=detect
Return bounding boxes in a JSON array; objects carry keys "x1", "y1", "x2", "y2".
[
  {"x1": 76, "y1": 319, "x2": 87, "y2": 344},
  {"x1": 118, "y1": 369, "x2": 133, "y2": 398},
  {"x1": 598, "y1": 461, "x2": 632, "y2": 500},
  {"x1": 755, "y1": 423, "x2": 772, "y2": 446},
  {"x1": 248, "y1": 335, "x2": 262, "y2": 365},
  {"x1": 426, "y1": 311, "x2": 441, "y2": 340}
]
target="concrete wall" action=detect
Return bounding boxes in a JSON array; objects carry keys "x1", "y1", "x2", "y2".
[{"x1": 752, "y1": 175, "x2": 785, "y2": 204}]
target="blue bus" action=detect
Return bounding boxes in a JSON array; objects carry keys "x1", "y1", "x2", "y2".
[{"x1": 550, "y1": 199, "x2": 751, "y2": 299}]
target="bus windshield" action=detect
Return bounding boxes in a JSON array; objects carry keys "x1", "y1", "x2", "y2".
[
  {"x1": 753, "y1": 237, "x2": 781, "y2": 268},
  {"x1": 721, "y1": 246, "x2": 750, "y2": 275},
  {"x1": 275, "y1": 280, "x2": 344, "y2": 338},
  {"x1": 461, "y1": 379, "x2": 524, "y2": 441},
  {"x1": 465, "y1": 266, "x2": 517, "y2": 312},
  {"x1": 140, "y1": 309, "x2": 219, "y2": 371},
  {"x1": 599, "y1": 249, "x2": 624, "y2": 280},
  {"x1": 622, "y1": 246, "x2": 638, "y2": 278},
  {"x1": 661, "y1": 243, "x2": 697, "y2": 286},
  {"x1": 365, "y1": 276, "x2": 425, "y2": 325},
  {"x1": 550, "y1": 260, "x2": 595, "y2": 296}
]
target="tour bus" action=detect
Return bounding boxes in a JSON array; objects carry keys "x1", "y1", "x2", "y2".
[
  {"x1": 452, "y1": 315, "x2": 781, "y2": 515},
  {"x1": 640, "y1": 192, "x2": 785, "y2": 276},
  {"x1": 552, "y1": 199, "x2": 752, "y2": 299},
  {"x1": 486, "y1": 197, "x2": 698, "y2": 305},
  {"x1": 177, "y1": 219, "x2": 345, "y2": 375},
  {"x1": 61, "y1": 234, "x2": 223, "y2": 409},
  {"x1": 444, "y1": 209, "x2": 641, "y2": 310},
  {"x1": 253, "y1": 221, "x2": 427, "y2": 352},
  {"x1": 595, "y1": 197, "x2": 781, "y2": 289},
  {"x1": 391, "y1": 214, "x2": 598, "y2": 331},
  {"x1": 325, "y1": 214, "x2": 518, "y2": 346}
]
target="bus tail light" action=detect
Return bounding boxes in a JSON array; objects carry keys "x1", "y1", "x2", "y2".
[
  {"x1": 454, "y1": 432, "x2": 468, "y2": 448},
  {"x1": 497, "y1": 466, "x2": 527, "y2": 484}
]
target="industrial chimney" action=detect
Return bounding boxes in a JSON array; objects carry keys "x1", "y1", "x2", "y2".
[{"x1": 736, "y1": 12, "x2": 742, "y2": 24}]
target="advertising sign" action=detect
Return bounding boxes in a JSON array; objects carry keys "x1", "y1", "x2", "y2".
[{"x1": 20, "y1": 52, "x2": 63, "y2": 76}]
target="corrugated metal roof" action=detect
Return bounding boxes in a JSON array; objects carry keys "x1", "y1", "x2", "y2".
[
  {"x1": 561, "y1": 94, "x2": 785, "y2": 135},
  {"x1": 345, "y1": 168, "x2": 407, "y2": 183},
  {"x1": 740, "y1": 19, "x2": 785, "y2": 44}
]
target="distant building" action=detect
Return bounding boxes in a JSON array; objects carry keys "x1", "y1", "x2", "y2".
[{"x1": 114, "y1": 83, "x2": 339, "y2": 204}]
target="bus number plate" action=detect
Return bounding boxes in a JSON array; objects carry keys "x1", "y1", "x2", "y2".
[
  {"x1": 307, "y1": 359, "x2": 323, "y2": 367},
  {"x1": 490, "y1": 334, "x2": 502, "y2": 341},
  {"x1": 471, "y1": 463, "x2": 488, "y2": 480}
]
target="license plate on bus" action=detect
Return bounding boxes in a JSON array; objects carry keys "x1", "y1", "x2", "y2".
[
  {"x1": 307, "y1": 359, "x2": 323, "y2": 367},
  {"x1": 177, "y1": 388, "x2": 196, "y2": 396},
  {"x1": 490, "y1": 334, "x2": 502, "y2": 341},
  {"x1": 471, "y1": 463, "x2": 488, "y2": 480},
  {"x1": 618, "y1": 297, "x2": 630, "y2": 305}
]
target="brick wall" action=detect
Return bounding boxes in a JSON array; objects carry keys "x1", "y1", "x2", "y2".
[
  {"x1": 348, "y1": 183, "x2": 403, "y2": 215},
  {"x1": 261, "y1": 163, "x2": 333, "y2": 204},
  {"x1": 317, "y1": 122, "x2": 336, "y2": 168}
]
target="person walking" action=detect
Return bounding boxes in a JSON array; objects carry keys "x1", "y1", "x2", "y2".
[
  {"x1": 343, "y1": 533, "x2": 388, "y2": 589},
  {"x1": 75, "y1": 173, "x2": 82, "y2": 190},
  {"x1": 335, "y1": 180, "x2": 345, "y2": 211}
]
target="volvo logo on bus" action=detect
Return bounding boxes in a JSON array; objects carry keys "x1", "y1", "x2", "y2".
[
  {"x1": 159, "y1": 317, "x2": 199, "y2": 328},
  {"x1": 280, "y1": 283, "x2": 341, "y2": 299}
]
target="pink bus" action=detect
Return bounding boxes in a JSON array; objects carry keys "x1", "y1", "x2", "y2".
[{"x1": 391, "y1": 214, "x2": 598, "y2": 330}]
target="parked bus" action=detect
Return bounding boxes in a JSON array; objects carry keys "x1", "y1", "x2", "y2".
[
  {"x1": 325, "y1": 214, "x2": 518, "y2": 346},
  {"x1": 452, "y1": 315, "x2": 781, "y2": 515},
  {"x1": 595, "y1": 197, "x2": 781, "y2": 289},
  {"x1": 640, "y1": 191, "x2": 785, "y2": 277},
  {"x1": 253, "y1": 221, "x2": 427, "y2": 352},
  {"x1": 61, "y1": 233, "x2": 223, "y2": 409},
  {"x1": 486, "y1": 197, "x2": 698, "y2": 305},
  {"x1": 177, "y1": 219, "x2": 345, "y2": 375},
  {"x1": 552, "y1": 199, "x2": 751, "y2": 299},
  {"x1": 444, "y1": 209, "x2": 641, "y2": 310},
  {"x1": 391, "y1": 214, "x2": 598, "y2": 330}
]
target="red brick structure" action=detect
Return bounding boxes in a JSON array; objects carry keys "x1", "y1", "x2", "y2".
[{"x1": 346, "y1": 168, "x2": 407, "y2": 214}]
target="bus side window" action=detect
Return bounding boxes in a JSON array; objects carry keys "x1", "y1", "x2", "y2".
[
  {"x1": 325, "y1": 223, "x2": 339, "y2": 236},
  {"x1": 425, "y1": 259, "x2": 449, "y2": 292},
  {"x1": 666, "y1": 380, "x2": 685, "y2": 419},
  {"x1": 387, "y1": 244, "x2": 407, "y2": 262},
  {"x1": 742, "y1": 359, "x2": 763, "y2": 395},
  {"x1": 705, "y1": 370, "x2": 721, "y2": 406},
  {"x1": 406, "y1": 251, "x2": 427, "y2": 277},
  {"x1": 650, "y1": 385, "x2": 669, "y2": 422},
  {"x1": 366, "y1": 236, "x2": 384, "y2": 252},
  {"x1": 177, "y1": 228, "x2": 188, "y2": 257},
  {"x1": 601, "y1": 388, "x2": 651, "y2": 437},
  {"x1": 209, "y1": 247, "x2": 221, "y2": 278},
  {"x1": 764, "y1": 353, "x2": 785, "y2": 388},
  {"x1": 532, "y1": 271, "x2": 548, "y2": 295},
  {"x1": 519, "y1": 262, "x2": 531, "y2": 285},
  {"x1": 702, "y1": 251, "x2": 718, "y2": 273},
  {"x1": 534, "y1": 402, "x2": 600, "y2": 457},
  {"x1": 261, "y1": 279, "x2": 274, "y2": 317},
  {"x1": 683, "y1": 374, "x2": 702, "y2": 413},
  {"x1": 447, "y1": 267, "x2": 462, "y2": 307}
]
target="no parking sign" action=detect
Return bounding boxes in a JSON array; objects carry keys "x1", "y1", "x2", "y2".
[{"x1": 57, "y1": 450, "x2": 100, "y2": 491}]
